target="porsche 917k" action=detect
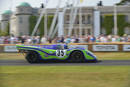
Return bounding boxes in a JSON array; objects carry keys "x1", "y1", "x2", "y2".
[{"x1": 16, "y1": 44, "x2": 98, "y2": 63}]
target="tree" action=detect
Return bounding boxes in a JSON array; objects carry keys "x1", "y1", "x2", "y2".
[
  {"x1": 0, "y1": 22, "x2": 10, "y2": 36},
  {"x1": 39, "y1": 17, "x2": 44, "y2": 37},
  {"x1": 101, "y1": 14, "x2": 130, "y2": 36},
  {"x1": 117, "y1": 15, "x2": 128, "y2": 36},
  {"x1": 117, "y1": 0, "x2": 130, "y2": 5},
  {"x1": 29, "y1": 15, "x2": 54, "y2": 37},
  {"x1": 29, "y1": 16, "x2": 37, "y2": 35},
  {"x1": 102, "y1": 15, "x2": 114, "y2": 35},
  {"x1": 6, "y1": 22, "x2": 10, "y2": 36}
]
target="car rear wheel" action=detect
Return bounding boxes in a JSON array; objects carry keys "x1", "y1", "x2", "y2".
[
  {"x1": 69, "y1": 51, "x2": 85, "y2": 62},
  {"x1": 26, "y1": 51, "x2": 40, "y2": 63}
]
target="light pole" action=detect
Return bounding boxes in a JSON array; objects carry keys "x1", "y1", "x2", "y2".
[
  {"x1": 79, "y1": 0, "x2": 83, "y2": 36},
  {"x1": 9, "y1": 0, "x2": 13, "y2": 36},
  {"x1": 94, "y1": 6, "x2": 100, "y2": 37},
  {"x1": 114, "y1": 4, "x2": 118, "y2": 35},
  {"x1": 44, "y1": 0, "x2": 48, "y2": 37}
]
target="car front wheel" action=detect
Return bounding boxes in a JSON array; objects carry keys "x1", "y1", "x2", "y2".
[{"x1": 69, "y1": 51, "x2": 85, "y2": 62}]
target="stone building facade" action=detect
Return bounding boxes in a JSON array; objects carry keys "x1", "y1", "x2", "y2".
[
  {"x1": 10, "y1": 2, "x2": 33, "y2": 36},
  {"x1": 0, "y1": 10, "x2": 12, "y2": 32},
  {"x1": 0, "y1": 2, "x2": 38, "y2": 36},
  {"x1": 0, "y1": 2, "x2": 130, "y2": 36},
  {"x1": 98, "y1": 6, "x2": 130, "y2": 35},
  {"x1": 61, "y1": 6, "x2": 130, "y2": 36}
]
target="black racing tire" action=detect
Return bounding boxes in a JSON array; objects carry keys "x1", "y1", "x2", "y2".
[
  {"x1": 25, "y1": 51, "x2": 40, "y2": 63},
  {"x1": 69, "y1": 50, "x2": 85, "y2": 62}
]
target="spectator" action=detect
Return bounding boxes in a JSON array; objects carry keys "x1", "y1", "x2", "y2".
[
  {"x1": 100, "y1": 35, "x2": 107, "y2": 42},
  {"x1": 4, "y1": 36, "x2": 10, "y2": 44},
  {"x1": 64, "y1": 36, "x2": 71, "y2": 44},
  {"x1": 0, "y1": 34, "x2": 130, "y2": 44},
  {"x1": 10, "y1": 36, "x2": 15, "y2": 44},
  {"x1": 48, "y1": 38, "x2": 52, "y2": 43},
  {"x1": 90, "y1": 35, "x2": 96, "y2": 42},
  {"x1": 122, "y1": 34, "x2": 128, "y2": 42},
  {"x1": 111, "y1": 35, "x2": 116, "y2": 42},
  {"x1": 74, "y1": 36, "x2": 79, "y2": 43},
  {"x1": 26, "y1": 36, "x2": 32, "y2": 44},
  {"x1": 56, "y1": 37, "x2": 61, "y2": 43},
  {"x1": 107, "y1": 35, "x2": 112, "y2": 42},
  {"x1": 85, "y1": 35, "x2": 90, "y2": 42},
  {"x1": 115, "y1": 35, "x2": 121, "y2": 42},
  {"x1": 128, "y1": 36, "x2": 130, "y2": 42},
  {"x1": 41, "y1": 36, "x2": 47, "y2": 44},
  {"x1": 0, "y1": 36, "x2": 4, "y2": 44},
  {"x1": 32, "y1": 36, "x2": 37, "y2": 44},
  {"x1": 36, "y1": 36, "x2": 40, "y2": 44},
  {"x1": 71, "y1": 36, "x2": 75, "y2": 43},
  {"x1": 96, "y1": 37, "x2": 100, "y2": 43},
  {"x1": 21, "y1": 36, "x2": 26, "y2": 44},
  {"x1": 60, "y1": 36, "x2": 65, "y2": 43},
  {"x1": 79, "y1": 36, "x2": 85, "y2": 43}
]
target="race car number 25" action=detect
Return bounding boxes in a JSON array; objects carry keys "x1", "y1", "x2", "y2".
[{"x1": 56, "y1": 50, "x2": 66, "y2": 57}]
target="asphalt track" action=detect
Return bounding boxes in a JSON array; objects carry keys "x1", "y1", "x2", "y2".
[{"x1": 0, "y1": 59, "x2": 130, "y2": 66}]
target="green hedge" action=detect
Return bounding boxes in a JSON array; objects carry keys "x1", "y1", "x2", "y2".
[
  {"x1": 116, "y1": 0, "x2": 129, "y2": 5},
  {"x1": 101, "y1": 14, "x2": 130, "y2": 36},
  {"x1": 117, "y1": 15, "x2": 128, "y2": 36},
  {"x1": 39, "y1": 17, "x2": 44, "y2": 37},
  {"x1": 0, "y1": 22, "x2": 10, "y2": 36},
  {"x1": 102, "y1": 15, "x2": 114, "y2": 35},
  {"x1": 47, "y1": 15, "x2": 54, "y2": 30},
  {"x1": 29, "y1": 16, "x2": 37, "y2": 35},
  {"x1": 29, "y1": 15, "x2": 54, "y2": 37}
]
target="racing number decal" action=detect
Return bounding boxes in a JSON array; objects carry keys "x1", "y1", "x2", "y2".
[{"x1": 56, "y1": 50, "x2": 66, "y2": 57}]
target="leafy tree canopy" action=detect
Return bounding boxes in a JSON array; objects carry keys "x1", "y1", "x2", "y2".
[{"x1": 117, "y1": 0, "x2": 130, "y2": 5}]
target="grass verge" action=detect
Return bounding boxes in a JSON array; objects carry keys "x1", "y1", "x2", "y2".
[
  {"x1": 95, "y1": 52, "x2": 130, "y2": 60},
  {"x1": 0, "y1": 52, "x2": 130, "y2": 60},
  {"x1": 0, "y1": 66, "x2": 130, "y2": 87}
]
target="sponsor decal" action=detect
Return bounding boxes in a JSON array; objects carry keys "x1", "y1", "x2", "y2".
[
  {"x1": 93, "y1": 45, "x2": 118, "y2": 51},
  {"x1": 123, "y1": 45, "x2": 130, "y2": 51},
  {"x1": 68, "y1": 45, "x2": 88, "y2": 49},
  {"x1": 4, "y1": 46, "x2": 18, "y2": 52}
]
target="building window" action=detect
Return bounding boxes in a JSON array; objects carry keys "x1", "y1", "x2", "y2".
[
  {"x1": 82, "y1": 15, "x2": 86, "y2": 24},
  {"x1": 20, "y1": 32, "x2": 23, "y2": 36},
  {"x1": 19, "y1": 8, "x2": 23, "y2": 12},
  {"x1": 27, "y1": 8, "x2": 31, "y2": 12},
  {"x1": 19, "y1": 17, "x2": 23, "y2": 23},
  {"x1": 125, "y1": 15, "x2": 129, "y2": 22},
  {"x1": 75, "y1": 15, "x2": 79, "y2": 24},
  {"x1": 82, "y1": 29, "x2": 85, "y2": 35},
  {"x1": 101, "y1": 16, "x2": 104, "y2": 23},
  {"x1": 65, "y1": 15, "x2": 70, "y2": 24},
  {"x1": 87, "y1": 29, "x2": 91, "y2": 35},
  {"x1": 125, "y1": 28, "x2": 130, "y2": 34},
  {"x1": 87, "y1": 15, "x2": 91, "y2": 24}
]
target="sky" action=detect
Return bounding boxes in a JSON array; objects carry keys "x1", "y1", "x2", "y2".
[{"x1": 0, "y1": 0, "x2": 121, "y2": 19}]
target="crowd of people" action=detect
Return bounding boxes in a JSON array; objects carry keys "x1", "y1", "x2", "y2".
[{"x1": 0, "y1": 34, "x2": 130, "y2": 44}]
